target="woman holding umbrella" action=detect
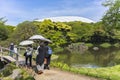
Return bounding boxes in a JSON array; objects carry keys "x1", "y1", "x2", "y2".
[{"x1": 36, "y1": 42, "x2": 46, "y2": 74}]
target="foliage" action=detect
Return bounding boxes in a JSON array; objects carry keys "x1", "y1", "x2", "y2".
[
  {"x1": 10, "y1": 21, "x2": 39, "y2": 44},
  {"x1": 0, "y1": 17, "x2": 13, "y2": 41},
  {"x1": 53, "y1": 47, "x2": 64, "y2": 53},
  {"x1": 85, "y1": 43, "x2": 94, "y2": 48},
  {"x1": 100, "y1": 43, "x2": 112, "y2": 48},
  {"x1": 102, "y1": 0, "x2": 120, "y2": 40},
  {"x1": 6, "y1": 25, "x2": 15, "y2": 37},
  {"x1": 51, "y1": 61, "x2": 120, "y2": 80},
  {"x1": 113, "y1": 43, "x2": 120, "y2": 47},
  {"x1": 0, "y1": 23, "x2": 9, "y2": 40},
  {"x1": 3, "y1": 77, "x2": 13, "y2": 80},
  {"x1": 65, "y1": 21, "x2": 95, "y2": 42},
  {"x1": 20, "y1": 68, "x2": 35, "y2": 80},
  {"x1": 0, "y1": 17, "x2": 7, "y2": 24},
  {"x1": 0, "y1": 63, "x2": 35, "y2": 80},
  {"x1": 34, "y1": 20, "x2": 76, "y2": 48},
  {"x1": 0, "y1": 63, "x2": 17, "y2": 77}
]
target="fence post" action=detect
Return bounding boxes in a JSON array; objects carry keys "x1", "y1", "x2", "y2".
[
  {"x1": 1, "y1": 47, "x2": 4, "y2": 61},
  {"x1": 15, "y1": 46, "x2": 19, "y2": 67}
]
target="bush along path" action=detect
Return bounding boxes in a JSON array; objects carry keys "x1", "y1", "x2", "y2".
[{"x1": 50, "y1": 62, "x2": 120, "y2": 80}]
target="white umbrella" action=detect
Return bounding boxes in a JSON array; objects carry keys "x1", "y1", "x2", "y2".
[
  {"x1": 44, "y1": 38, "x2": 52, "y2": 43},
  {"x1": 19, "y1": 40, "x2": 34, "y2": 46},
  {"x1": 29, "y1": 35, "x2": 52, "y2": 43},
  {"x1": 29, "y1": 35, "x2": 46, "y2": 40}
]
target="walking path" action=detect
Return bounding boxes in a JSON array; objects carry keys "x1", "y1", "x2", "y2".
[{"x1": 33, "y1": 68, "x2": 101, "y2": 80}]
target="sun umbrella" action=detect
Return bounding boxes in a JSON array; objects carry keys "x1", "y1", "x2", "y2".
[
  {"x1": 29, "y1": 35, "x2": 46, "y2": 40},
  {"x1": 19, "y1": 40, "x2": 34, "y2": 46},
  {"x1": 44, "y1": 38, "x2": 52, "y2": 43},
  {"x1": 29, "y1": 35, "x2": 52, "y2": 43}
]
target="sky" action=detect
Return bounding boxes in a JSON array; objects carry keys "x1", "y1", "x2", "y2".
[{"x1": 0, "y1": 0, "x2": 107, "y2": 26}]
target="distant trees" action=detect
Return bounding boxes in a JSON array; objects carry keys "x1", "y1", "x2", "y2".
[
  {"x1": 65, "y1": 21, "x2": 95, "y2": 42},
  {"x1": 0, "y1": 17, "x2": 13, "y2": 41},
  {"x1": 0, "y1": 23, "x2": 8, "y2": 40},
  {"x1": 10, "y1": 21, "x2": 39, "y2": 44}
]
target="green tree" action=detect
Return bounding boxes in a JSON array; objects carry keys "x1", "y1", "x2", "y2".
[
  {"x1": 0, "y1": 17, "x2": 7, "y2": 24},
  {"x1": 0, "y1": 17, "x2": 9, "y2": 41},
  {"x1": 90, "y1": 22, "x2": 107, "y2": 43},
  {"x1": 65, "y1": 21, "x2": 95, "y2": 42},
  {"x1": 102, "y1": 0, "x2": 120, "y2": 34},
  {"x1": 102, "y1": 0, "x2": 120, "y2": 42},
  {"x1": 34, "y1": 20, "x2": 76, "y2": 48},
  {"x1": 10, "y1": 21, "x2": 39, "y2": 44},
  {"x1": 0, "y1": 23, "x2": 8, "y2": 40}
]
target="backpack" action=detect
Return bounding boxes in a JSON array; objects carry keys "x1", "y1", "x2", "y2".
[{"x1": 48, "y1": 47, "x2": 52, "y2": 55}]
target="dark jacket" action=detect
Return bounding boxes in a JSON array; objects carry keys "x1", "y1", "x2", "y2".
[{"x1": 36, "y1": 45, "x2": 46, "y2": 65}]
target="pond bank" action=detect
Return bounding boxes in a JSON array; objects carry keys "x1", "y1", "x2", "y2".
[{"x1": 51, "y1": 62, "x2": 120, "y2": 80}]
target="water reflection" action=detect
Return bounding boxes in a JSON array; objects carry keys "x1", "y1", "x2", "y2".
[{"x1": 55, "y1": 47, "x2": 120, "y2": 68}]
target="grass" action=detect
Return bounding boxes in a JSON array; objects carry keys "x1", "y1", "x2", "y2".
[{"x1": 51, "y1": 61, "x2": 120, "y2": 80}]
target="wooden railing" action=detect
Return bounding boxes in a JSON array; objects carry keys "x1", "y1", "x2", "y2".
[{"x1": 0, "y1": 46, "x2": 25, "y2": 66}]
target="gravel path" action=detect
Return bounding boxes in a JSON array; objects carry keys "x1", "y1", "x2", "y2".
[{"x1": 34, "y1": 69, "x2": 102, "y2": 80}]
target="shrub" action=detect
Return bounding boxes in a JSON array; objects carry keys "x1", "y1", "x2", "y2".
[
  {"x1": 100, "y1": 43, "x2": 111, "y2": 48},
  {"x1": 62, "y1": 64, "x2": 70, "y2": 71},
  {"x1": 113, "y1": 43, "x2": 120, "y2": 48},
  {"x1": 85, "y1": 43, "x2": 93, "y2": 48},
  {"x1": 1, "y1": 63, "x2": 17, "y2": 77}
]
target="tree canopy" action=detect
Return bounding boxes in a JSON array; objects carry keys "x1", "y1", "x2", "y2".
[
  {"x1": 34, "y1": 20, "x2": 77, "y2": 48},
  {"x1": 102, "y1": 0, "x2": 120, "y2": 42}
]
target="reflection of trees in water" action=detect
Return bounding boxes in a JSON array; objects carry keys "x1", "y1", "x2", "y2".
[
  {"x1": 56, "y1": 47, "x2": 120, "y2": 67},
  {"x1": 56, "y1": 50, "x2": 95, "y2": 67},
  {"x1": 89, "y1": 47, "x2": 120, "y2": 67},
  {"x1": 56, "y1": 53, "x2": 72, "y2": 66}
]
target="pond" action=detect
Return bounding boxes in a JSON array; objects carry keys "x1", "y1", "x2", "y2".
[{"x1": 55, "y1": 47, "x2": 120, "y2": 68}]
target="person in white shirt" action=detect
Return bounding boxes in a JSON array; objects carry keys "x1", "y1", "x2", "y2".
[
  {"x1": 14, "y1": 45, "x2": 18, "y2": 60},
  {"x1": 25, "y1": 45, "x2": 33, "y2": 68}
]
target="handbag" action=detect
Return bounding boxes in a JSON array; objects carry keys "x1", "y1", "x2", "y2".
[{"x1": 24, "y1": 52, "x2": 27, "y2": 56}]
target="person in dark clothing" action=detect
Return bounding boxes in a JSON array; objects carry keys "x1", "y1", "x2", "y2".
[
  {"x1": 44, "y1": 41, "x2": 52, "y2": 70},
  {"x1": 25, "y1": 45, "x2": 33, "y2": 68},
  {"x1": 9, "y1": 43, "x2": 14, "y2": 57},
  {"x1": 36, "y1": 42, "x2": 46, "y2": 74}
]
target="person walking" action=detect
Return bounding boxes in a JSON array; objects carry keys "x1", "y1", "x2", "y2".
[
  {"x1": 14, "y1": 45, "x2": 18, "y2": 60},
  {"x1": 9, "y1": 43, "x2": 14, "y2": 57},
  {"x1": 14, "y1": 45, "x2": 19, "y2": 66},
  {"x1": 25, "y1": 45, "x2": 33, "y2": 68},
  {"x1": 36, "y1": 42, "x2": 46, "y2": 74},
  {"x1": 44, "y1": 41, "x2": 52, "y2": 70}
]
